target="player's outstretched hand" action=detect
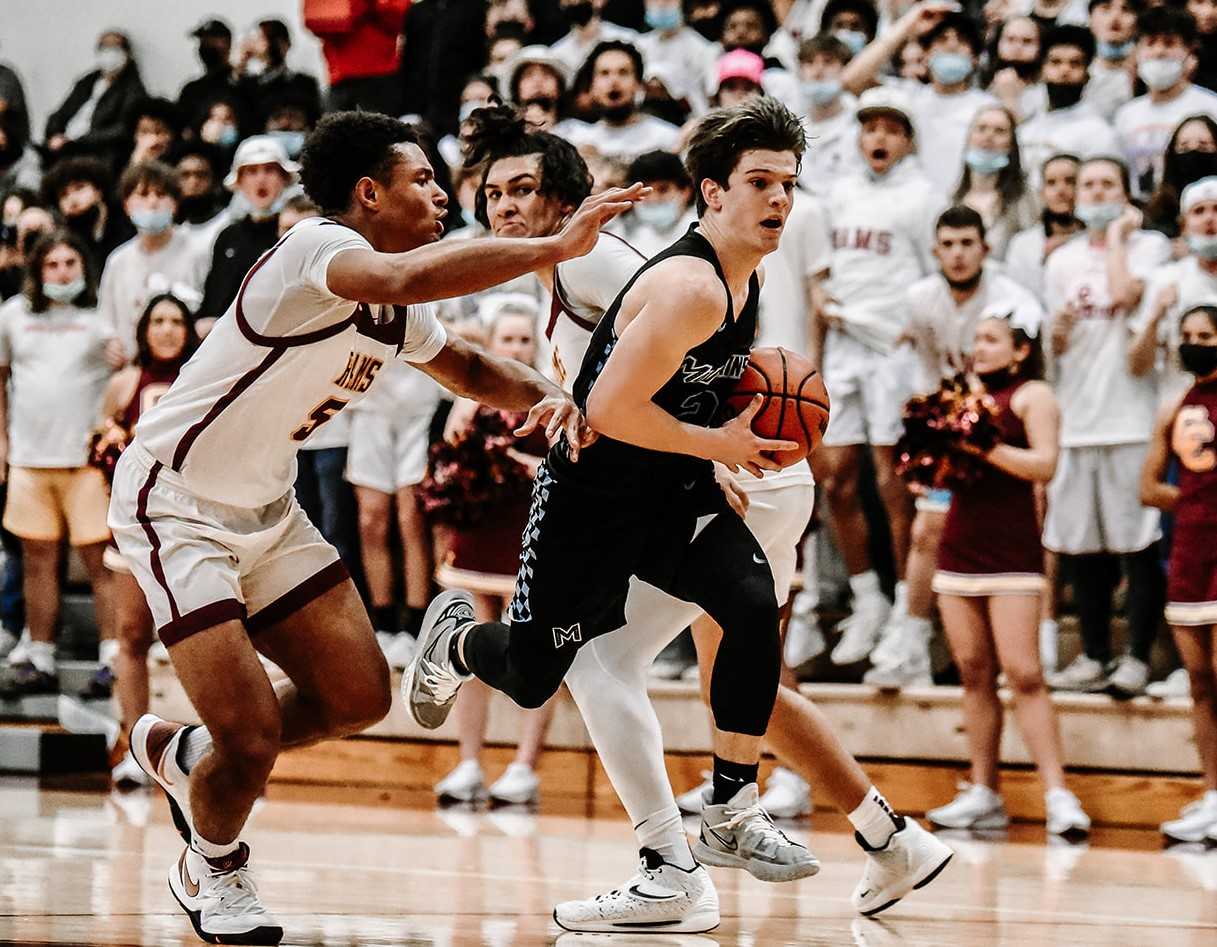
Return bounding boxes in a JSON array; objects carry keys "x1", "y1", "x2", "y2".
[
  {"x1": 515, "y1": 395, "x2": 598, "y2": 461},
  {"x1": 713, "y1": 394, "x2": 801, "y2": 479},
  {"x1": 555, "y1": 184, "x2": 651, "y2": 260}
]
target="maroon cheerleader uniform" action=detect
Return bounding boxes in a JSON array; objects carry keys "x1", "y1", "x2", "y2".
[
  {"x1": 1165, "y1": 377, "x2": 1217, "y2": 626},
  {"x1": 433, "y1": 407, "x2": 549, "y2": 596},
  {"x1": 933, "y1": 377, "x2": 1045, "y2": 596}
]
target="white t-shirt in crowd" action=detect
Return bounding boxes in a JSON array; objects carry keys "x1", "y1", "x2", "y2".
[
  {"x1": 903, "y1": 84, "x2": 999, "y2": 195},
  {"x1": 822, "y1": 159, "x2": 945, "y2": 353},
  {"x1": 1018, "y1": 101, "x2": 1121, "y2": 182},
  {"x1": 135, "y1": 218, "x2": 447, "y2": 508},
  {"x1": 1132, "y1": 254, "x2": 1217, "y2": 401},
  {"x1": 560, "y1": 114, "x2": 681, "y2": 164},
  {"x1": 551, "y1": 21, "x2": 640, "y2": 74},
  {"x1": 1085, "y1": 59, "x2": 1135, "y2": 122},
  {"x1": 548, "y1": 230, "x2": 646, "y2": 388},
  {"x1": 98, "y1": 227, "x2": 209, "y2": 356},
  {"x1": 1042, "y1": 229, "x2": 1171, "y2": 446},
  {"x1": 1115, "y1": 84, "x2": 1217, "y2": 199},
  {"x1": 756, "y1": 195, "x2": 831, "y2": 357},
  {"x1": 0, "y1": 296, "x2": 114, "y2": 468},
  {"x1": 1004, "y1": 224, "x2": 1051, "y2": 302},
  {"x1": 905, "y1": 265, "x2": 1043, "y2": 392},
  {"x1": 637, "y1": 27, "x2": 717, "y2": 114},
  {"x1": 798, "y1": 97, "x2": 862, "y2": 198}
]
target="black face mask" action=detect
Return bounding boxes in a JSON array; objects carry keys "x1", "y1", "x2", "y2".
[
  {"x1": 1180, "y1": 342, "x2": 1217, "y2": 377},
  {"x1": 65, "y1": 203, "x2": 102, "y2": 237},
  {"x1": 1169, "y1": 149, "x2": 1217, "y2": 191},
  {"x1": 997, "y1": 58, "x2": 1039, "y2": 81},
  {"x1": 562, "y1": 1, "x2": 594, "y2": 28},
  {"x1": 601, "y1": 101, "x2": 635, "y2": 123},
  {"x1": 1043, "y1": 208, "x2": 1080, "y2": 234},
  {"x1": 199, "y1": 44, "x2": 228, "y2": 72},
  {"x1": 177, "y1": 194, "x2": 222, "y2": 224},
  {"x1": 688, "y1": 13, "x2": 722, "y2": 41},
  {"x1": 1045, "y1": 81, "x2": 1085, "y2": 110}
]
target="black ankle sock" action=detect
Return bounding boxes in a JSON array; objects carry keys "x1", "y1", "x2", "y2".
[
  {"x1": 449, "y1": 630, "x2": 469, "y2": 676},
  {"x1": 711, "y1": 756, "x2": 758, "y2": 805},
  {"x1": 402, "y1": 606, "x2": 424, "y2": 638},
  {"x1": 371, "y1": 605, "x2": 397, "y2": 634}
]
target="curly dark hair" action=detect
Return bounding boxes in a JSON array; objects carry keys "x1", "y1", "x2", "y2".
[
  {"x1": 135, "y1": 292, "x2": 200, "y2": 368},
  {"x1": 41, "y1": 157, "x2": 113, "y2": 206},
  {"x1": 23, "y1": 230, "x2": 98, "y2": 314},
  {"x1": 685, "y1": 98, "x2": 806, "y2": 215},
  {"x1": 461, "y1": 105, "x2": 591, "y2": 228},
  {"x1": 299, "y1": 111, "x2": 422, "y2": 215}
]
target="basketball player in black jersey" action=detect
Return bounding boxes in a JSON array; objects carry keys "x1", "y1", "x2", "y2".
[{"x1": 406, "y1": 99, "x2": 820, "y2": 888}]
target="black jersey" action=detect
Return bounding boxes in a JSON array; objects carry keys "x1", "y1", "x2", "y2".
[{"x1": 552, "y1": 224, "x2": 758, "y2": 493}]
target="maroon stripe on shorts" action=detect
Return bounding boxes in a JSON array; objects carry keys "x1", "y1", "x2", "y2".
[
  {"x1": 135, "y1": 461, "x2": 180, "y2": 623},
  {"x1": 158, "y1": 599, "x2": 248, "y2": 647},
  {"x1": 245, "y1": 559, "x2": 350, "y2": 634},
  {"x1": 171, "y1": 346, "x2": 287, "y2": 471}
]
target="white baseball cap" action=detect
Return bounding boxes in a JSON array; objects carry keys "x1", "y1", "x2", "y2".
[
  {"x1": 223, "y1": 135, "x2": 301, "y2": 190},
  {"x1": 855, "y1": 86, "x2": 915, "y2": 134},
  {"x1": 1182, "y1": 175, "x2": 1217, "y2": 213}
]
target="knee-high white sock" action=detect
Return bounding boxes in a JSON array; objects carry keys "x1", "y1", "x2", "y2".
[{"x1": 635, "y1": 805, "x2": 696, "y2": 870}]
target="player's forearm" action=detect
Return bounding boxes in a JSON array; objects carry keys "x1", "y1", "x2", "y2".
[
  {"x1": 841, "y1": 29, "x2": 904, "y2": 94},
  {"x1": 1141, "y1": 479, "x2": 1179, "y2": 512},
  {"x1": 452, "y1": 345, "x2": 562, "y2": 412},
  {"x1": 984, "y1": 443, "x2": 1056, "y2": 483},
  {"x1": 586, "y1": 392, "x2": 720, "y2": 460},
  {"x1": 388, "y1": 236, "x2": 565, "y2": 305}
]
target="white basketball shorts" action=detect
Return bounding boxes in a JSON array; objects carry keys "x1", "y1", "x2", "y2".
[
  {"x1": 345, "y1": 407, "x2": 433, "y2": 494},
  {"x1": 820, "y1": 330, "x2": 915, "y2": 448}
]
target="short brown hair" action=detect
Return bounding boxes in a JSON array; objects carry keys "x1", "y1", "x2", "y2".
[
  {"x1": 118, "y1": 159, "x2": 181, "y2": 204},
  {"x1": 685, "y1": 97, "x2": 806, "y2": 216}
]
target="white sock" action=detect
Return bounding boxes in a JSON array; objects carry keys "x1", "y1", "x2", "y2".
[
  {"x1": 191, "y1": 832, "x2": 240, "y2": 862},
  {"x1": 848, "y1": 570, "x2": 881, "y2": 602},
  {"x1": 179, "y1": 726, "x2": 213, "y2": 773},
  {"x1": 27, "y1": 640, "x2": 55, "y2": 675},
  {"x1": 635, "y1": 805, "x2": 697, "y2": 870},
  {"x1": 98, "y1": 638, "x2": 119, "y2": 669},
  {"x1": 892, "y1": 581, "x2": 909, "y2": 614},
  {"x1": 848, "y1": 786, "x2": 904, "y2": 850}
]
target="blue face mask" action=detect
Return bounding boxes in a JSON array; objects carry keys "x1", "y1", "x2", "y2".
[
  {"x1": 1096, "y1": 39, "x2": 1134, "y2": 62},
  {"x1": 634, "y1": 199, "x2": 683, "y2": 230},
  {"x1": 1187, "y1": 233, "x2": 1217, "y2": 260},
  {"x1": 929, "y1": 51, "x2": 973, "y2": 86},
  {"x1": 1075, "y1": 202, "x2": 1124, "y2": 231},
  {"x1": 802, "y1": 78, "x2": 842, "y2": 106},
  {"x1": 645, "y1": 5, "x2": 682, "y2": 31},
  {"x1": 131, "y1": 207, "x2": 174, "y2": 234},
  {"x1": 43, "y1": 278, "x2": 85, "y2": 304},
  {"x1": 834, "y1": 29, "x2": 867, "y2": 55},
  {"x1": 218, "y1": 125, "x2": 239, "y2": 148},
  {"x1": 965, "y1": 147, "x2": 1009, "y2": 175},
  {"x1": 267, "y1": 129, "x2": 305, "y2": 159}
]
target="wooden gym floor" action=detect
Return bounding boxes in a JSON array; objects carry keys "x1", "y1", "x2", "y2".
[{"x1": 3, "y1": 779, "x2": 1216, "y2": 946}]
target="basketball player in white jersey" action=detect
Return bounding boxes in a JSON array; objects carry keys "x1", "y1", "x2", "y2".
[
  {"x1": 466, "y1": 105, "x2": 951, "y2": 933},
  {"x1": 815, "y1": 86, "x2": 946, "y2": 668},
  {"x1": 108, "y1": 111, "x2": 644, "y2": 945}
]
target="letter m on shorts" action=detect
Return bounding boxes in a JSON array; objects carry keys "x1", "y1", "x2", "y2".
[{"x1": 552, "y1": 623, "x2": 583, "y2": 648}]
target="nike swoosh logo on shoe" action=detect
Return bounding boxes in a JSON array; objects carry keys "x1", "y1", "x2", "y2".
[
  {"x1": 704, "y1": 825, "x2": 738, "y2": 852},
  {"x1": 627, "y1": 884, "x2": 680, "y2": 901},
  {"x1": 179, "y1": 852, "x2": 200, "y2": 898}
]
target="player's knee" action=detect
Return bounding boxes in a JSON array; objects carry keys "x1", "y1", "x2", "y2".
[
  {"x1": 1005, "y1": 665, "x2": 1045, "y2": 697},
  {"x1": 512, "y1": 673, "x2": 562, "y2": 711},
  {"x1": 357, "y1": 503, "x2": 390, "y2": 543},
  {"x1": 956, "y1": 655, "x2": 998, "y2": 690},
  {"x1": 330, "y1": 671, "x2": 393, "y2": 732},
  {"x1": 822, "y1": 469, "x2": 858, "y2": 509}
]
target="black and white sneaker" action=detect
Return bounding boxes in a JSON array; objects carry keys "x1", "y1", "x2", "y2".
[
  {"x1": 402, "y1": 590, "x2": 475, "y2": 730},
  {"x1": 852, "y1": 819, "x2": 953, "y2": 916},
  {"x1": 553, "y1": 848, "x2": 720, "y2": 933},
  {"x1": 692, "y1": 783, "x2": 820, "y2": 882}
]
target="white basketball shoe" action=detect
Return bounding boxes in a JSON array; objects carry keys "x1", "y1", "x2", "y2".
[
  {"x1": 553, "y1": 848, "x2": 719, "y2": 934},
  {"x1": 129, "y1": 713, "x2": 200, "y2": 843},
  {"x1": 169, "y1": 843, "x2": 283, "y2": 945},
  {"x1": 404, "y1": 590, "x2": 475, "y2": 729},
  {"x1": 692, "y1": 783, "x2": 819, "y2": 882},
  {"x1": 852, "y1": 819, "x2": 954, "y2": 916}
]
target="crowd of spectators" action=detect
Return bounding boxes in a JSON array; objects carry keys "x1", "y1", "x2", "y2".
[{"x1": 0, "y1": 0, "x2": 1213, "y2": 829}]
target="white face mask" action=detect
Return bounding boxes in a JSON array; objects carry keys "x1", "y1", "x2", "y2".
[
  {"x1": 96, "y1": 47, "x2": 127, "y2": 75},
  {"x1": 43, "y1": 277, "x2": 85, "y2": 304},
  {"x1": 1137, "y1": 56, "x2": 1185, "y2": 92}
]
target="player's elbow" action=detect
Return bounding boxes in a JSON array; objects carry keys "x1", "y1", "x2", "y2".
[{"x1": 585, "y1": 387, "x2": 616, "y2": 435}]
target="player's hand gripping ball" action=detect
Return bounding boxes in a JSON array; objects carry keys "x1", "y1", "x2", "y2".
[{"x1": 726, "y1": 347, "x2": 830, "y2": 467}]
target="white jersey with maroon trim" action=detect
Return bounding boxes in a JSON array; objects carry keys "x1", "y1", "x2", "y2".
[
  {"x1": 546, "y1": 230, "x2": 645, "y2": 390},
  {"x1": 133, "y1": 217, "x2": 447, "y2": 508}
]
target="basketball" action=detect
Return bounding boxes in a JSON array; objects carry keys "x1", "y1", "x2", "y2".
[{"x1": 726, "y1": 347, "x2": 831, "y2": 466}]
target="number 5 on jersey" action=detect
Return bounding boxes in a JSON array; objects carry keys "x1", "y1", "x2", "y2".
[{"x1": 292, "y1": 397, "x2": 348, "y2": 442}]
